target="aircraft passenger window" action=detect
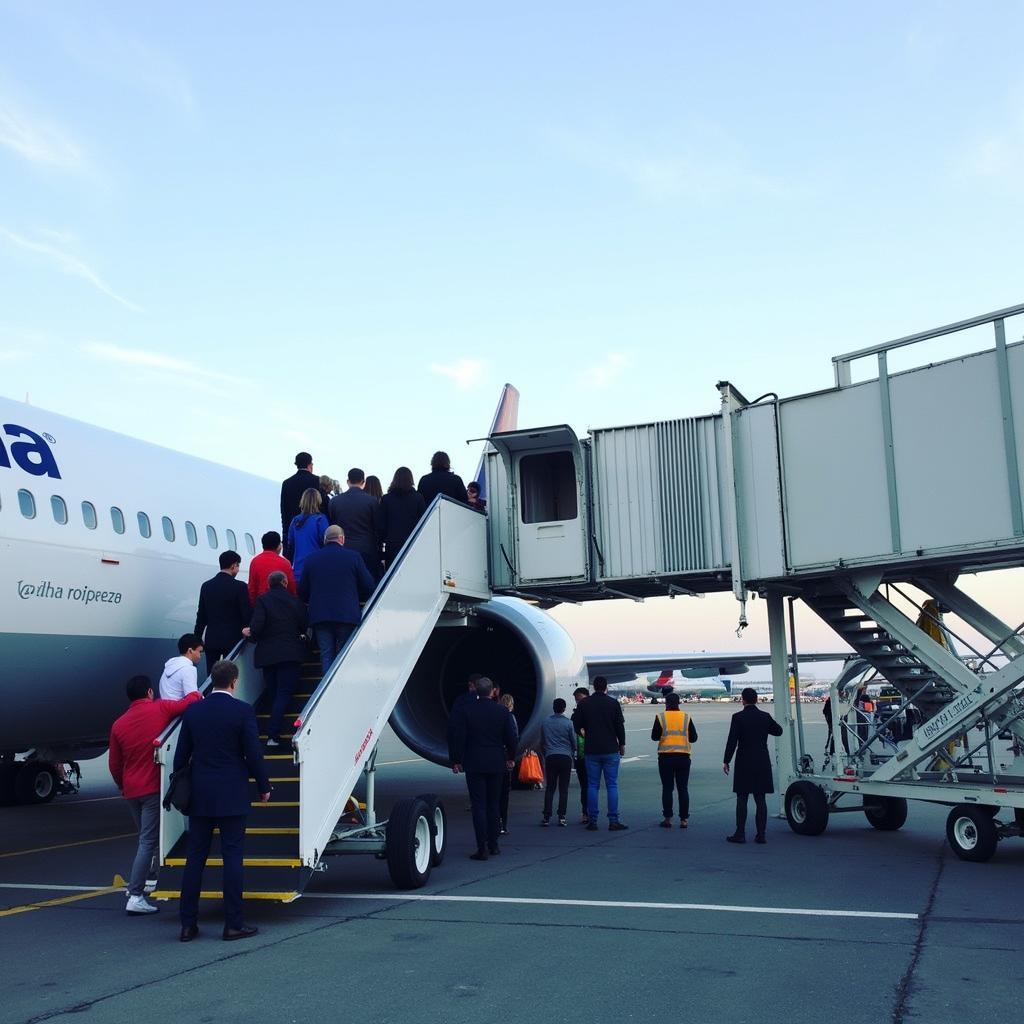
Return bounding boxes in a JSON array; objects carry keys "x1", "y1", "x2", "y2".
[
  {"x1": 226, "y1": 528, "x2": 237, "y2": 550},
  {"x1": 82, "y1": 501, "x2": 97, "y2": 530},
  {"x1": 244, "y1": 532, "x2": 255, "y2": 556},
  {"x1": 111, "y1": 507, "x2": 125, "y2": 534},
  {"x1": 51, "y1": 495, "x2": 68, "y2": 525},
  {"x1": 519, "y1": 452, "x2": 579, "y2": 524},
  {"x1": 185, "y1": 521, "x2": 198, "y2": 546},
  {"x1": 162, "y1": 516, "x2": 175, "y2": 542},
  {"x1": 138, "y1": 512, "x2": 152, "y2": 539},
  {"x1": 206, "y1": 525, "x2": 218, "y2": 549},
  {"x1": 18, "y1": 489, "x2": 36, "y2": 519}
]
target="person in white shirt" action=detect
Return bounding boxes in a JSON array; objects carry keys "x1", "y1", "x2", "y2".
[{"x1": 158, "y1": 634, "x2": 204, "y2": 700}]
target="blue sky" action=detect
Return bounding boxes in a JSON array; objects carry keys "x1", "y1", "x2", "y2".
[{"x1": 3, "y1": 2, "x2": 1023, "y2": 654}]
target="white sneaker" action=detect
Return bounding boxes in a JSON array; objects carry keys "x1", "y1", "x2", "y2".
[{"x1": 126, "y1": 894, "x2": 159, "y2": 915}]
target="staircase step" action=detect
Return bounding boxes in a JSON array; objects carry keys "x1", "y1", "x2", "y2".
[{"x1": 152, "y1": 888, "x2": 300, "y2": 902}]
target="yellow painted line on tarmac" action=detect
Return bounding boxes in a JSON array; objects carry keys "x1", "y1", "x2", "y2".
[
  {"x1": 0, "y1": 875, "x2": 126, "y2": 918},
  {"x1": 0, "y1": 832, "x2": 135, "y2": 859}
]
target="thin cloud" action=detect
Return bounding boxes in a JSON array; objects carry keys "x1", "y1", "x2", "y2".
[
  {"x1": 1, "y1": 228, "x2": 141, "y2": 312},
  {"x1": 0, "y1": 96, "x2": 83, "y2": 169},
  {"x1": 957, "y1": 87, "x2": 1024, "y2": 188},
  {"x1": 430, "y1": 358, "x2": 486, "y2": 391},
  {"x1": 0, "y1": 350, "x2": 29, "y2": 363},
  {"x1": 82, "y1": 342, "x2": 246, "y2": 386},
  {"x1": 580, "y1": 352, "x2": 629, "y2": 389}
]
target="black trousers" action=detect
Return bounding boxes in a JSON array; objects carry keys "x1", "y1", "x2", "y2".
[
  {"x1": 658, "y1": 754, "x2": 691, "y2": 819},
  {"x1": 465, "y1": 772, "x2": 502, "y2": 851},
  {"x1": 180, "y1": 814, "x2": 246, "y2": 929},
  {"x1": 575, "y1": 757, "x2": 588, "y2": 813},
  {"x1": 735, "y1": 792, "x2": 768, "y2": 838},
  {"x1": 543, "y1": 754, "x2": 573, "y2": 819},
  {"x1": 499, "y1": 769, "x2": 511, "y2": 827},
  {"x1": 205, "y1": 651, "x2": 230, "y2": 681}
]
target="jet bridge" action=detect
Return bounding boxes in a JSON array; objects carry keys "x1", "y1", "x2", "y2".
[{"x1": 485, "y1": 302, "x2": 1024, "y2": 859}]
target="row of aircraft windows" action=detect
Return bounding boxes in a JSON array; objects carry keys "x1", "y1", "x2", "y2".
[{"x1": 7, "y1": 488, "x2": 256, "y2": 556}]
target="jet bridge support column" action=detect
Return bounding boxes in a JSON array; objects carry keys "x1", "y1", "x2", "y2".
[{"x1": 766, "y1": 589, "x2": 797, "y2": 811}]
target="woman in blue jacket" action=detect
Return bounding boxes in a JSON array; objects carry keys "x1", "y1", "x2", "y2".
[{"x1": 287, "y1": 488, "x2": 328, "y2": 584}]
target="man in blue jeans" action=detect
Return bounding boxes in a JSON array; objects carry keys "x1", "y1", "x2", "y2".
[{"x1": 575, "y1": 676, "x2": 628, "y2": 831}]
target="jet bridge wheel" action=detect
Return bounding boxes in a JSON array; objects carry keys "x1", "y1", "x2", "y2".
[
  {"x1": 946, "y1": 805, "x2": 999, "y2": 863},
  {"x1": 864, "y1": 796, "x2": 908, "y2": 831},
  {"x1": 416, "y1": 793, "x2": 448, "y2": 867},
  {"x1": 784, "y1": 781, "x2": 829, "y2": 836},
  {"x1": 14, "y1": 762, "x2": 57, "y2": 805},
  {"x1": 385, "y1": 797, "x2": 433, "y2": 889}
]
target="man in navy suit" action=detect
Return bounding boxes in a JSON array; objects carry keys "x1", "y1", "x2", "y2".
[
  {"x1": 328, "y1": 468, "x2": 381, "y2": 581},
  {"x1": 298, "y1": 524, "x2": 375, "y2": 677},
  {"x1": 448, "y1": 676, "x2": 518, "y2": 860},
  {"x1": 194, "y1": 551, "x2": 251, "y2": 678},
  {"x1": 174, "y1": 660, "x2": 271, "y2": 942}
]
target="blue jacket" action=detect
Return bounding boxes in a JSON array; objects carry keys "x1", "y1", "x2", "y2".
[
  {"x1": 287, "y1": 512, "x2": 328, "y2": 582},
  {"x1": 448, "y1": 698, "x2": 519, "y2": 773},
  {"x1": 173, "y1": 691, "x2": 270, "y2": 817},
  {"x1": 298, "y1": 542, "x2": 375, "y2": 626}
]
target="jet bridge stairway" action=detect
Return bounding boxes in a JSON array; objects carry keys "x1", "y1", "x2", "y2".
[{"x1": 154, "y1": 496, "x2": 490, "y2": 903}]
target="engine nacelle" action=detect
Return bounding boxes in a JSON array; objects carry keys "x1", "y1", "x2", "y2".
[{"x1": 390, "y1": 597, "x2": 588, "y2": 766}]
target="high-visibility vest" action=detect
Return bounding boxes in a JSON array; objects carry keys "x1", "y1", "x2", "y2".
[{"x1": 657, "y1": 711, "x2": 691, "y2": 754}]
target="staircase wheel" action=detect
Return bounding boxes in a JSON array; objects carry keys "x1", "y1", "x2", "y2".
[
  {"x1": 416, "y1": 793, "x2": 448, "y2": 867},
  {"x1": 864, "y1": 796, "x2": 908, "y2": 831},
  {"x1": 14, "y1": 762, "x2": 57, "y2": 805},
  {"x1": 385, "y1": 798, "x2": 433, "y2": 889},
  {"x1": 946, "y1": 804, "x2": 998, "y2": 863},
  {"x1": 784, "y1": 781, "x2": 829, "y2": 836}
]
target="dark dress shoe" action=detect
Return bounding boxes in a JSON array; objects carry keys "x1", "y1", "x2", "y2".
[
  {"x1": 755, "y1": 834, "x2": 767, "y2": 844},
  {"x1": 608, "y1": 822, "x2": 629, "y2": 831},
  {"x1": 586, "y1": 822, "x2": 599, "y2": 831},
  {"x1": 222, "y1": 925, "x2": 259, "y2": 941},
  {"x1": 725, "y1": 834, "x2": 746, "y2": 844},
  {"x1": 179, "y1": 925, "x2": 199, "y2": 943},
  {"x1": 469, "y1": 850, "x2": 489, "y2": 861},
  {"x1": 488, "y1": 844, "x2": 501, "y2": 855}
]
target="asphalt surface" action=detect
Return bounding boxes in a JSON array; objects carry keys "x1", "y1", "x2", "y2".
[{"x1": 1, "y1": 703, "x2": 1022, "y2": 1024}]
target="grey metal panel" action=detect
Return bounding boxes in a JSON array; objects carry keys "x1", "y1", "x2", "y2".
[
  {"x1": 733, "y1": 403, "x2": 786, "y2": 580},
  {"x1": 890, "y1": 348, "x2": 1014, "y2": 552},
  {"x1": 780, "y1": 384, "x2": 892, "y2": 568},
  {"x1": 484, "y1": 450, "x2": 514, "y2": 588}
]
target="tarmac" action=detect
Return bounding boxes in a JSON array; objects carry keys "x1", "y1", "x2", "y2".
[{"x1": 1, "y1": 702, "x2": 1022, "y2": 1024}]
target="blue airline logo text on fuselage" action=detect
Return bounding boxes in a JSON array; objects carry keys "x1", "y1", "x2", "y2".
[{"x1": 0, "y1": 424, "x2": 61, "y2": 479}]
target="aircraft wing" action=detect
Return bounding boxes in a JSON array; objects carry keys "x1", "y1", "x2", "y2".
[{"x1": 583, "y1": 651, "x2": 851, "y2": 685}]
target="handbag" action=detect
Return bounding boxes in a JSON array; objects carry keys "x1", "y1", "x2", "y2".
[
  {"x1": 163, "y1": 763, "x2": 192, "y2": 813},
  {"x1": 517, "y1": 750, "x2": 544, "y2": 785}
]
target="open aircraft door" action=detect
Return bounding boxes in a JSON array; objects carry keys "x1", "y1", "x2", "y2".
[{"x1": 487, "y1": 425, "x2": 591, "y2": 586}]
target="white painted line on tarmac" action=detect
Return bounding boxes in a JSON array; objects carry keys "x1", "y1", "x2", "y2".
[
  {"x1": 620, "y1": 755, "x2": 650, "y2": 764},
  {"x1": 0, "y1": 882, "x2": 104, "y2": 892},
  {"x1": 376, "y1": 758, "x2": 426, "y2": 767},
  {"x1": 304, "y1": 892, "x2": 918, "y2": 920}
]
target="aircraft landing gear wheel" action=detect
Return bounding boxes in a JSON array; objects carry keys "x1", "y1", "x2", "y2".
[
  {"x1": 416, "y1": 793, "x2": 448, "y2": 867},
  {"x1": 864, "y1": 796, "x2": 908, "y2": 831},
  {"x1": 386, "y1": 798, "x2": 433, "y2": 889},
  {"x1": 784, "y1": 781, "x2": 829, "y2": 836},
  {"x1": 946, "y1": 804, "x2": 998, "y2": 862},
  {"x1": 14, "y1": 762, "x2": 57, "y2": 805},
  {"x1": 0, "y1": 763, "x2": 19, "y2": 805}
]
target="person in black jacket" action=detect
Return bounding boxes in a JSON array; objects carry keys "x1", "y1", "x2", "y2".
[
  {"x1": 328, "y1": 469, "x2": 382, "y2": 581},
  {"x1": 723, "y1": 687, "x2": 784, "y2": 844},
  {"x1": 575, "y1": 676, "x2": 628, "y2": 832},
  {"x1": 244, "y1": 571, "x2": 308, "y2": 750},
  {"x1": 449, "y1": 676, "x2": 518, "y2": 860},
  {"x1": 194, "y1": 551, "x2": 251, "y2": 679},
  {"x1": 377, "y1": 467, "x2": 426, "y2": 570},
  {"x1": 417, "y1": 451, "x2": 469, "y2": 506},
  {"x1": 281, "y1": 452, "x2": 320, "y2": 540}
]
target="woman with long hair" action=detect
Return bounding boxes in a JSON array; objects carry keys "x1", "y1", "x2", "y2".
[
  {"x1": 286, "y1": 487, "x2": 328, "y2": 583},
  {"x1": 364, "y1": 475, "x2": 383, "y2": 501},
  {"x1": 376, "y1": 467, "x2": 426, "y2": 570},
  {"x1": 499, "y1": 693, "x2": 517, "y2": 835}
]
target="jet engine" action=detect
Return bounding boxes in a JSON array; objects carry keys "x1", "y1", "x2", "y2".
[{"x1": 390, "y1": 596, "x2": 588, "y2": 766}]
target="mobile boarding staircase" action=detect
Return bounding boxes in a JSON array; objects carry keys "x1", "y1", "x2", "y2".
[
  {"x1": 481, "y1": 302, "x2": 1024, "y2": 861},
  {"x1": 153, "y1": 497, "x2": 490, "y2": 903}
]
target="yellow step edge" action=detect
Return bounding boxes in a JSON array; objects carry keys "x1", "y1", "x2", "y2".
[
  {"x1": 164, "y1": 857, "x2": 301, "y2": 868},
  {"x1": 251, "y1": 801, "x2": 299, "y2": 807},
  {"x1": 263, "y1": 754, "x2": 293, "y2": 760},
  {"x1": 250, "y1": 777, "x2": 299, "y2": 783},
  {"x1": 239, "y1": 828, "x2": 298, "y2": 835},
  {"x1": 152, "y1": 890, "x2": 299, "y2": 903}
]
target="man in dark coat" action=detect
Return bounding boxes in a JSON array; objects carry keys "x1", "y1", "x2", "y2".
[
  {"x1": 328, "y1": 468, "x2": 381, "y2": 581},
  {"x1": 575, "y1": 676, "x2": 628, "y2": 831},
  {"x1": 280, "y1": 451, "x2": 319, "y2": 536},
  {"x1": 298, "y1": 524, "x2": 375, "y2": 677},
  {"x1": 194, "y1": 551, "x2": 251, "y2": 678},
  {"x1": 723, "y1": 687, "x2": 783, "y2": 844},
  {"x1": 448, "y1": 676, "x2": 518, "y2": 860},
  {"x1": 417, "y1": 451, "x2": 469, "y2": 505},
  {"x1": 174, "y1": 660, "x2": 271, "y2": 942},
  {"x1": 244, "y1": 571, "x2": 308, "y2": 750}
]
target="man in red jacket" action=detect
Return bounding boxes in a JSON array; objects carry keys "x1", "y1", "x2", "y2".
[
  {"x1": 109, "y1": 675, "x2": 201, "y2": 915},
  {"x1": 247, "y1": 530, "x2": 297, "y2": 604}
]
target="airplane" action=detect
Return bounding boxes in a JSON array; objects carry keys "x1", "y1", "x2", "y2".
[{"x1": 0, "y1": 390, "x2": 850, "y2": 804}]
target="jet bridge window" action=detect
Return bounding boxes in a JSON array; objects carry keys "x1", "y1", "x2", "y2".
[
  {"x1": 51, "y1": 495, "x2": 68, "y2": 525},
  {"x1": 519, "y1": 452, "x2": 578, "y2": 524},
  {"x1": 162, "y1": 516, "x2": 175, "y2": 542},
  {"x1": 185, "y1": 521, "x2": 198, "y2": 546},
  {"x1": 226, "y1": 528, "x2": 237, "y2": 551},
  {"x1": 18, "y1": 489, "x2": 35, "y2": 519},
  {"x1": 137, "y1": 512, "x2": 152, "y2": 539},
  {"x1": 81, "y1": 501, "x2": 97, "y2": 530},
  {"x1": 110, "y1": 507, "x2": 125, "y2": 534}
]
